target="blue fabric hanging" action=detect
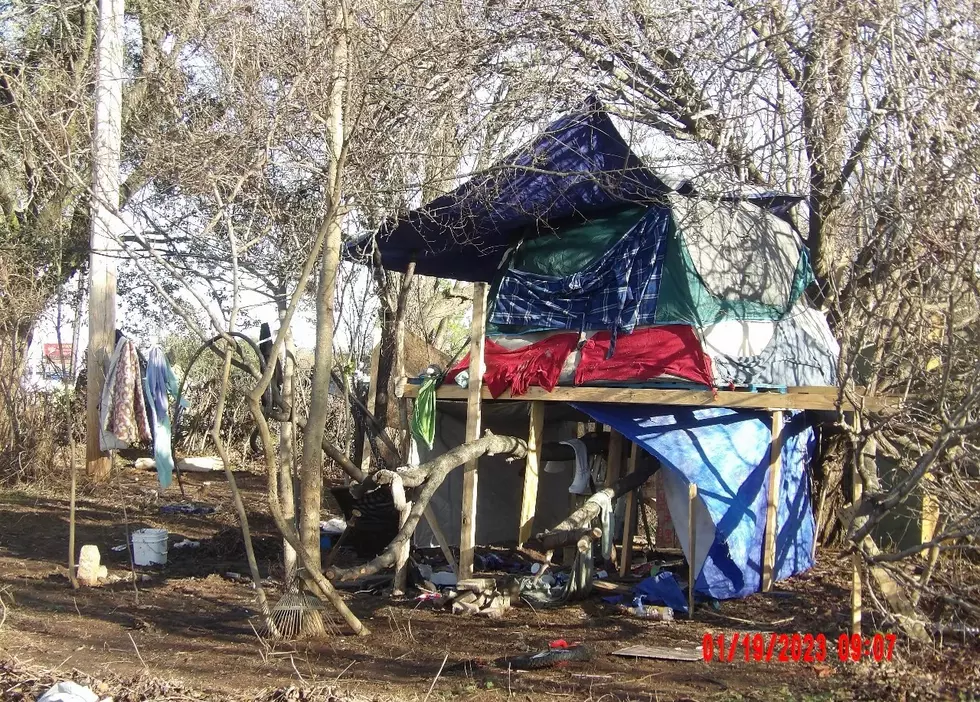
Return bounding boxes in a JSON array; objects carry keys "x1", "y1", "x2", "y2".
[
  {"x1": 143, "y1": 346, "x2": 188, "y2": 489},
  {"x1": 572, "y1": 403, "x2": 816, "y2": 599}
]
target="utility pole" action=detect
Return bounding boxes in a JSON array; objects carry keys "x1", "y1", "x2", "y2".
[{"x1": 86, "y1": 0, "x2": 124, "y2": 480}]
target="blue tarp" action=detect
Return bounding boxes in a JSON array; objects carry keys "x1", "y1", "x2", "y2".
[
  {"x1": 573, "y1": 403, "x2": 816, "y2": 599},
  {"x1": 347, "y1": 98, "x2": 670, "y2": 281}
]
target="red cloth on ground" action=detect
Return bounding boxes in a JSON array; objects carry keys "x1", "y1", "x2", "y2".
[
  {"x1": 446, "y1": 333, "x2": 579, "y2": 398},
  {"x1": 574, "y1": 325, "x2": 714, "y2": 388}
]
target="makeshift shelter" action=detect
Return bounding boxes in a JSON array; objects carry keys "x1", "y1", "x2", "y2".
[{"x1": 348, "y1": 98, "x2": 872, "y2": 602}]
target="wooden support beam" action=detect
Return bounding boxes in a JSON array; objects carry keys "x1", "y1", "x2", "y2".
[
  {"x1": 423, "y1": 506, "x2": 457, "y2": 575},
  {"x1": 459, "y1": 282, "x2": 488, "y2": 579},
  {"x1": 688, "y1": 482, "x2": 698, "y2": 619},
  {"x1": 761, "y1": 410, "x2": 784, "y2": 592},
  {"x1": 618, "y1": 443, "x2": 640, "y2": 577},
  {"x1": 604, "y1": 431, "x2": 624, "y2": 488},
  {"x1": 518, "y1": 401, "x2": 545, "y2": 545},
  {"x1": 399, "y1": 383, "x2": 896, "y2": 412}
]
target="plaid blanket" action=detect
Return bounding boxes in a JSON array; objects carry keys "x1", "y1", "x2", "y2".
[{"x1": 489, "y1": 206, "x2": 669, "y2": 336}]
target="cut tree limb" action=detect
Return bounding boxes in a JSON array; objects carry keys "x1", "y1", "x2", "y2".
[
  {"x1": 326, "y1": 432, "x2": 527, "y2": 581},
  {"x1": 527, "y1": 461, "x2": 659, "y2": 551}
]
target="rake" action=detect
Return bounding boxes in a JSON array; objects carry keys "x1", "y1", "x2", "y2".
[{"x1": 263, "y1": 589, "x2": 337, "y2": 640}]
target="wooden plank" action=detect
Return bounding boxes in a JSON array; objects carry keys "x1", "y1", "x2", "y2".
[
  {"x1": 360, "y1": 342, "x2": 382, "y2": 476},
  {"x1": 688, "y1": 482, "x2": 698, "y2": 618},
  {"x1": 611, "y1": 645, "x2": 702, "y2": 662},
  {"x1": 518, "y1": 401, "x2": 545, "y2": 545},
  {"x1": 761, "y1": 410, "x2": 784, "y2": 592},
  {"x1": 399, "y1": 383, "x2": 897, "y2": 412},
  {"x1": 459, "y1": 282, "x2": 488, "y2": 579},
  {"x1": 618, "y1": 443, "x2": 640, "y2": 577}
]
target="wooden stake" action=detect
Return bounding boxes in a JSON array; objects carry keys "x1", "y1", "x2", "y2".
[
  {"x1": 459, "y1": 282, "x2": 487, "y2": 579},
  {"x1": 85, "y1": 0, "x2": 124, "y2": 480},
  {"x1": 688, "y1": 482, "x2": 698, "y2": 619},
  {"x1": 761, "y1": 410, "x2": 783, "y2": 592},
  {"x1": 518, "y1": 401, "x2": 545, "y2": 545},
  {"x1": 618, "y1": 443, "x2": 640, "y2": 577}
]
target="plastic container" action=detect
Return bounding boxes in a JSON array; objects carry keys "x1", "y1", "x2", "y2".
[{"x1": 131, "y1": 528, "x2": 168, "y2": 566}]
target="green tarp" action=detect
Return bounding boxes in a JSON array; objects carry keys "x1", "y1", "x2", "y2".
[{"x1": 511, "y1": 206, "x2": 647, "y2": 277}]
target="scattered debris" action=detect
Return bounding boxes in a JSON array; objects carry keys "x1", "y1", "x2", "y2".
[
  {"x1": 439, "y1": 577, "x2": 517, "y2": 617},
  {"x1": 611, "y1": 645, "x2": 702, "y2": 662},
  {"x1": 633, "y1": 571, "x2": 689, "y2": 613},
  {"x1": 160, "y1": 503, "x2": 216, "y2": 516},
  {"x1": 320, "y1": 518, "x2": 347, "y2": 535},
  {"x1": 37, "y1": 681, "x2": 100, "y2": 702},
  {"x1": 616, "y1": 603, "x2": 674, "y2": 621},
  {"x1": 429, "y1": 571, "x2": 458, "y2": 587},
  {"x1": 494, "y1": 640, "x2": 592, "y2": 670}
]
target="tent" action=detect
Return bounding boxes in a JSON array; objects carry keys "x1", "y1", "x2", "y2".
[{"x1": 350, "y1": 98, "x2": 831, "y2": 598}]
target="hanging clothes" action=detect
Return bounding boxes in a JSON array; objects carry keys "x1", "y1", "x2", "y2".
[
  {"x1": 99, "y1": 337, "x2": 151, "y2": 451},
  {"x1": 143, "y1": 346, "x2": 187, "y2": 489},
  {"x1": 446, "y1": 333, "x2": 579, "y2": 397}
]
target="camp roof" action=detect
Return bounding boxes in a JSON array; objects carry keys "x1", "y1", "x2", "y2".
[{"x1": 348, "y1": 98, "x2": 802, "y2": 283}]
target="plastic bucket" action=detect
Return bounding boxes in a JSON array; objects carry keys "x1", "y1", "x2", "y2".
[{"x1": 132, "y1": 528, "x2": 168, "y2": 566}]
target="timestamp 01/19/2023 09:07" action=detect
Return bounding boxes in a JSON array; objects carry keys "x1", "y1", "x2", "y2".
[{"x1": 701, "y1": 632, "x2": 898, "y2": 663}]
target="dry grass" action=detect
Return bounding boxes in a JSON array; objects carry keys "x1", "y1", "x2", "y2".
[{"x1": 0, "y1": 655, "x2": 381, "y2": 702}]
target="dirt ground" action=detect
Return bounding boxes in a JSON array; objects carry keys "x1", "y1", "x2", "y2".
[{"x1": 1, "y1": 464, "x2": 978, "y2": 701}]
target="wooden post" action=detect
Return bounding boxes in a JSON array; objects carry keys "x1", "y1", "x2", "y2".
[
  {"x1": 459, "y1": 282, "x2": 488, "y2": 579},
  {"x1": 618, "y1": 443, "x2": 640, "y2": 577},
  {"x1": 920, "y1": 471, "x2": 938, "y2": 554},
  {"x1": 360, "y1": 341, "x2": 382, "y2": 476},
  {"x1": 851, "y1": 415, "x2": 863, "y2": 637},
  {"x1": 604, "y1": 431, "x2": 624, "y2": 488},
  {"x1": 688, "y1": 482, "x2": 698, "y2": 618},
  {"x1": 85, "y1": 0, "x2": 125, "y2": 480},
  {"x1": 761, "y1": 410, "x2": 783, "y2": 592},
  {"x1": 394, "y1": 262, "x2": 416, "y2": 457},
  {"x1": 603, "y1": 431, "x2": 624, "y2": 568},
  {"x1": 519, "y1": 401, "x2": 545, "y2": 545}
]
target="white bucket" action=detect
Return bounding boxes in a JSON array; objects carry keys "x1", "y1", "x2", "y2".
[{"x1": 132, "y1": 528, "x2": 168, "y2": 566}]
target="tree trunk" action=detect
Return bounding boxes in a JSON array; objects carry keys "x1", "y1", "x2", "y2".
[
  {"x1": 277, "y1": 296, "x2": 297, "y2": 585},
  {"x1": 297, "y1": 1, "x2": 349, "y2": 598}
]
